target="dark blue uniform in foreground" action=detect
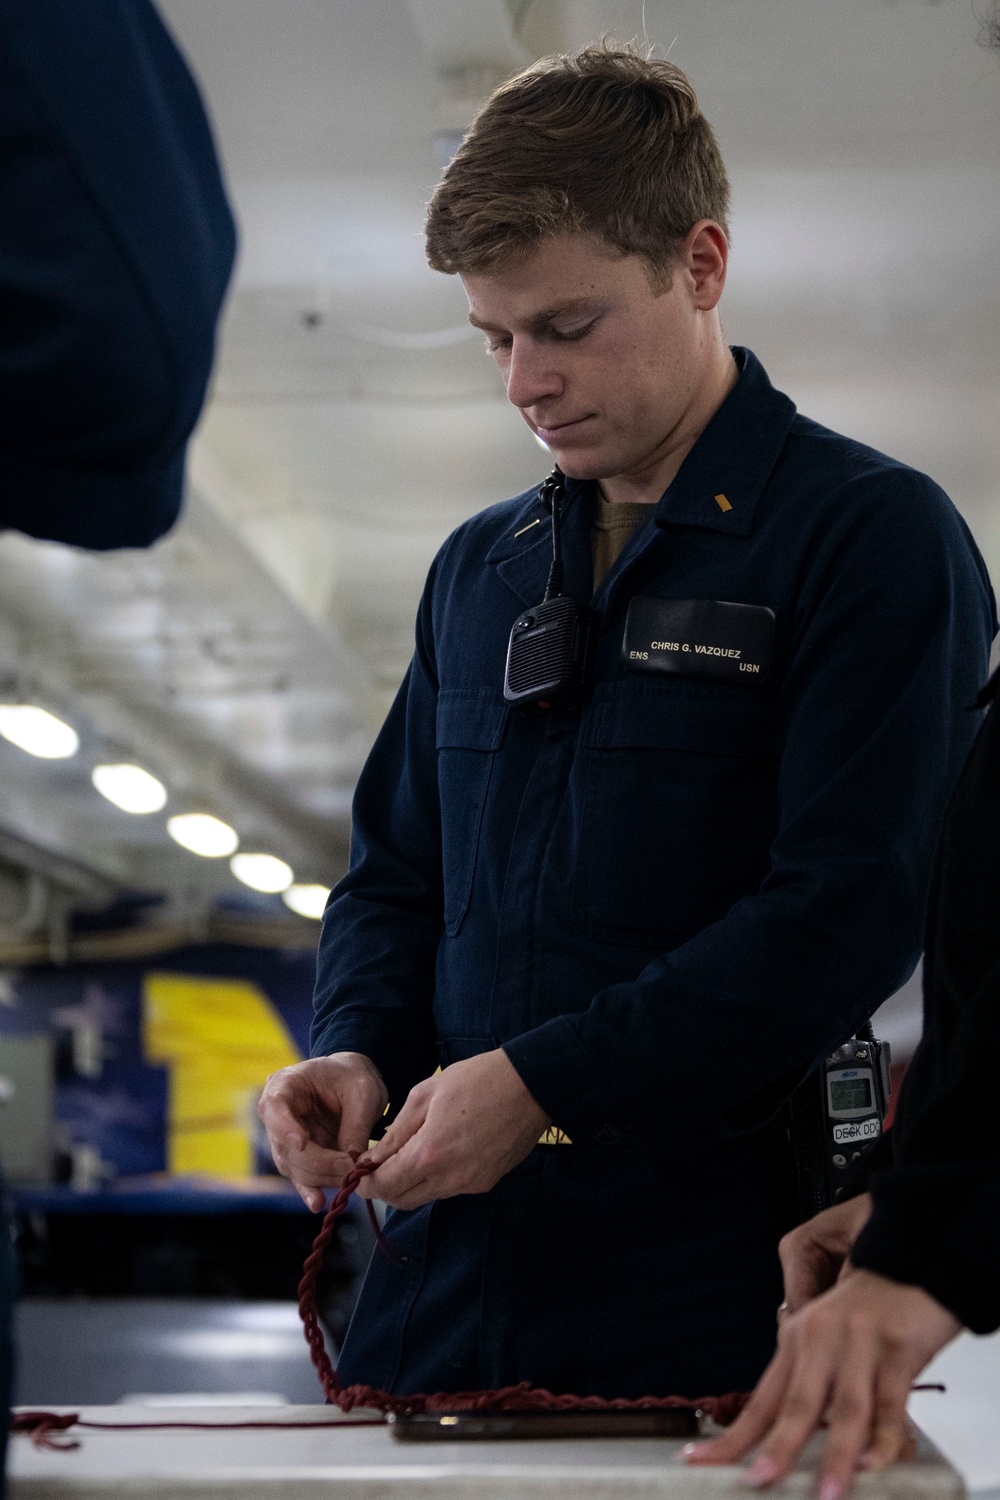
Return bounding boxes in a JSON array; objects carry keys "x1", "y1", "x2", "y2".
[
  {"x1": 0, "y1": 0, "x2": 235, "y2": 548},
  {"x1": 0, "y1": 0, "x2": 235, "y2": 1472},
  {"x1": 315, "y1": 349, "x2": 995, "y2": 1399}
]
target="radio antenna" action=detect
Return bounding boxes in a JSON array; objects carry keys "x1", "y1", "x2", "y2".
[{"x1": 542, "y1": 467, "x2": 565, "y2": 601}]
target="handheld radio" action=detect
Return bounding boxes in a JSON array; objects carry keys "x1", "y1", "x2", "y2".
[
  {"x1": 785, "y1": 1022, "x2": 892, "y2": 1222},
  {"x1": 503, "y1": 467, "x2": 591, "y2": 710}
]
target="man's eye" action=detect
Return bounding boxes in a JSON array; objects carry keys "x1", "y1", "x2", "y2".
[
  {"x1": 552, "y1": 319, "x2": 597, "y2": 342},
  {"x1": 485, "y1": 336, "x2": 512, "y2": 355}
]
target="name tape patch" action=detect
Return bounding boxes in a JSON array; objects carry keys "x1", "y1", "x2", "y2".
[{"x1": 623, "y1": 597, "x2": 776, "y2": 684}]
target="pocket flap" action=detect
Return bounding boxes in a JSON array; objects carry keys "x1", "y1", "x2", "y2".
[
  {"x1": 586, "y1": 681, "x2": 772, "y2": 757},
  {"x1": 436, "y1": 689, "x2": 508, "y2": 751}
]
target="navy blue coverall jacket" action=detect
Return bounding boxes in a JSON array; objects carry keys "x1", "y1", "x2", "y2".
[
  {"x1": 314, "y1": 349, "x2": 995, "y2": 1400},
  {"x1": 0, "y1": 0, "x2": 236, "y2": 548}
]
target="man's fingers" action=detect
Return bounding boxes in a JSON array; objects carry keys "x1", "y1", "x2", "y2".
[
  {"x1": 337, "y1": 1088, "x2": 380, "y2": 1158},
  {"x1": 293, "y1": 1181, "x2": 326, "y2": 1213},
  {"x1": 256, "y1": 1054, "x2": 396, "y2": 1207},
  {"x1": 359, "y1": 1135, "x2": 432, "y2": 1203},
  {"x1": 257, "y1": 1095, "x2": 307, "y2": 1156},
  {"x1": 363, "y1": 1119, "x2": 406, "y2": 1168},
  {"x1": 359, "y1": 1167, "x2": 433, "y2": 1209},
  {"x1": 285, "y1": 1142, "x2": 362, "y2": 1213},
  {"x1": 364, "y1": 1089, "x2": 428, "y2": 1168},
  {"x1": 354, "y1": 1080, "x2": 438, "y2": 1205},
  {"x1": 359, "y1": 1105, "x2": 440, "y2": 1204},
  {"x1": 360, "y1": 1048, "x2": 549, "y2": 1208},
  {"x1": 279, "y1": 1135, "x2": 358, "y2": 1192},
  {"x1": 367, "y1": 1175, "x2": 434, "y2": 1211},
  {"x1": 263, "y1": 1093, "x2": 338, "y2": 1209}
]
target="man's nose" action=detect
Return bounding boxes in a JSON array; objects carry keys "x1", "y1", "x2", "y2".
[{"x1": 504, "y1": 339, "x2": 562, "y2": 412}]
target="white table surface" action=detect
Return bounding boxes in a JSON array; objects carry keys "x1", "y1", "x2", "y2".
[
  {"x1": 7, "y1": 1405, "x2": 966, "y2": 1499},
  {"x1": 910, "y1": 1331, "x2": 1000, "y2": 1496}
]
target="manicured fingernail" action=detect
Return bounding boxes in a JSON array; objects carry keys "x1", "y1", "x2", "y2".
[
  {"x1": 818, "y1": 1480, "x2": 843, "y2": 1500},
  {"x1": 748, "y1": 1455, "x2": 779, "y2": 1486},
  {"x1": 676, "y1": 1442, "x2": 709, "y2": 1463}
]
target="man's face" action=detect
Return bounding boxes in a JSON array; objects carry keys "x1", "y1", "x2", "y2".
[{"x1": 461, "y1": 232, "x2": 718, "y2": 483}]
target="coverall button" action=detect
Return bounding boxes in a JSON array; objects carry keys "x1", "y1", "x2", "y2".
[{"x1": 593, "y1": 1123, "x2": 622, "y2": 1146}]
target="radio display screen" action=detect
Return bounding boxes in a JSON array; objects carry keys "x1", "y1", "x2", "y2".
[{"x1": 829, "y1": 1076, "x2": 872, "y2": 1113}]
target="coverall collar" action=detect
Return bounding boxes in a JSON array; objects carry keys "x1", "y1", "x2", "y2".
[
  {"x1": 486, "y1": 347, "x2": 796, "y2": 607},
  {"x1": 644, "y1": 346, "x2": 797, "y2": 538}
]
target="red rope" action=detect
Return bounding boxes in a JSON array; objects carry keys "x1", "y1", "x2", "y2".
[
  {"x1": 9, "y1": 1154, "x2": 950, "y2": 1456},
  {"x1": 296, "y1": 1159, "x2": 750, "y2": 1426}
]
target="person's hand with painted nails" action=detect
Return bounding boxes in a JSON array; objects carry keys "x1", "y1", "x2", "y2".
[
  {"x1": 257, "y1": 1051, "x2": 388, "y2": 1211},
  {"x1": 684, "y1": 1268, "x2": 962, "y2": 1500},
  {"x1": 356, "y1": 1048, "x2": 550, "y2": 1210}
]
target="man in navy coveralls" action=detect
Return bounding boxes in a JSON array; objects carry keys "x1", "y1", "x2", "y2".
[{"x1": 260, "y1": 44, "x2": 995, "y2": 1399}]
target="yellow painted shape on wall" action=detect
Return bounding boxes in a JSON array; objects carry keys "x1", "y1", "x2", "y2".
[{"x1": 143, "y1": 973, "x2": 300, "y2": 1176}]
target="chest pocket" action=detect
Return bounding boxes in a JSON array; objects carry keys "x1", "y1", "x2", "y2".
[
  {"x1": 436, "y1": 689, "x2": 508, "y2": 937},
  {"x1": 573, "y1": 680, "x2": 777, "y2": 943}
]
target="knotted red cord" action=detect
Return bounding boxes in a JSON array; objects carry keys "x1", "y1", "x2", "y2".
[
  {"x1": 10, "y1": 1158, "x2": 950, "y2": 1456},
  {"x1": 297, "y1": 1159, "x2": 750, "y2": 1426}
]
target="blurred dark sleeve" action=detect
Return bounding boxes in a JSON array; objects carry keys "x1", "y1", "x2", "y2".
[
  {"x1": 852, "y1": 682, "x2": 1000, "y2": 1334},
  {"x1": 851, "y1": 950, "x2": 1000, "y2": 1333},
  {"x1": 0, "y1": 0, "x2": 236, "y2": 548}
]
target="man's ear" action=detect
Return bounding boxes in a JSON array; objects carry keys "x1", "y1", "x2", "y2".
[{"x1": 684, "y1": 219, "x2": 728, "y2": 311}]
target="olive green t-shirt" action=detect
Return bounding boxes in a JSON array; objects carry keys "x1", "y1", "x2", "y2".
[{"x1": 591, "y1": 490, "x2": 655, "y2": 591}]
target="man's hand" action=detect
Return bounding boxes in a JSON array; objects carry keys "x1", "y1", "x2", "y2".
[
  {"x1": 779, "y1": 1193, "x2": 874, "y2": 1313},
  {"x1": 257, "y1": 1051, "x2": 388, "y2": 1211},
  {"x1": 684, "y1": 1269, "x2": 961, "y2": 1499},
  {"x1": 357, "y1": 1049, "x2": 550, "y2": 1210}
]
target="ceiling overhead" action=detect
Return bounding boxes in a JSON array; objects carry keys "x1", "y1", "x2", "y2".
[{"x1": 1, "y1": 0, "x2": 998, "y2": 951}]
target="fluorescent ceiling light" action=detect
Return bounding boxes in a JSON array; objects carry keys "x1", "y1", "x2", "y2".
[
  {"x1": 230, "y1": 852, "x2": 293, "y2": 894},
  {"x1": 0, "y1": 705, "x2": 79, "y2": 759},
  {"x1": 167, "y1": 813, "x2": 239, "y2": 858},
  {"x1": 282, "y1": 883, "x2": 330, "y2": 920},
  {"x1": 92, "y1": 763, "x2": 167, "y2": 815}
]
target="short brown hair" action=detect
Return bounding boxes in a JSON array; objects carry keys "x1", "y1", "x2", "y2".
[{"x1": 425, "y1": 42, "x2": 729, "y2": 284}]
